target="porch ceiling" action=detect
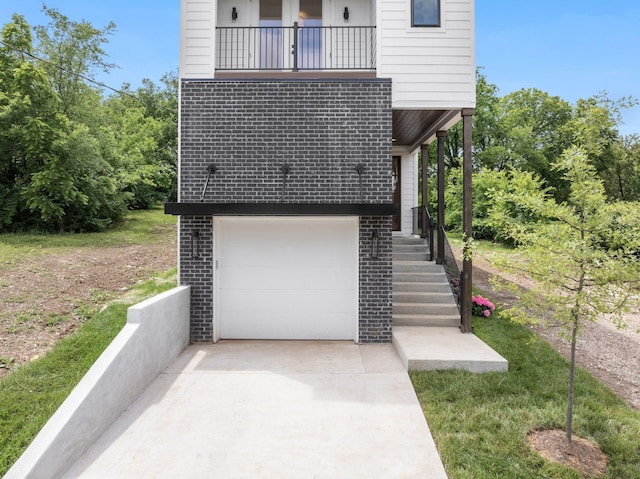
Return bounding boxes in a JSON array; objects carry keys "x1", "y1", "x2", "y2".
[{"x1": 392, "y1": 109, "x2": 461, "y2": 152}]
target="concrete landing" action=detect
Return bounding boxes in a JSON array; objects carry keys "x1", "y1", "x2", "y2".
[
  {"x1": 61, "y1": 341, "x2": 448, "y2": 479},
  {"x1": 393, "y1": 326, "x2": 509, "y2": 373}
]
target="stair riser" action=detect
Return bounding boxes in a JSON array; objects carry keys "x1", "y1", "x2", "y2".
[
  {"x1": 393, "y1": 253, "x2": 429, "y2": 261},
  {"x1": 393, "y1": 316, "x2": 460, "y2": 327},
  {"x1": 393, "y1": 264, "x2": 445, "y2": 273},
  {"x1": 393, "y1": 293, "x2": 458, "y2": 304},
  {"x1": 393, "y1": 245, "x2": 429, "y2": 253},
  {"x1": 393, "y1": 304, "x2": 460, "y2": 316},
  {"x1": 393, "y1": 273, "x2": 446, "y2": 283},
  {"x1": 393, "y1": 238, "x2": 427, "y2": 246},
  {"x1": 393, "y1": 283, "x2": 453, "y2": 293}
]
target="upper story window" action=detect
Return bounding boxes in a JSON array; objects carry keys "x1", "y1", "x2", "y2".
[{"x1": 412, "y1": 0, "x2": 441, "y2": 27}]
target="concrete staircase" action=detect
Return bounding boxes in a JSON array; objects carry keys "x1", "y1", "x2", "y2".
[
  {"x1": 391, "y1": 236, "x2": 508, "y2": 373},
  {"x1": 392, "y1": 237, "x2": 460, "y2": 328}
]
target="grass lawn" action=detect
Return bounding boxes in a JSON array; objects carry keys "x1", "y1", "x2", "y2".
[
  {"x1": 412, "y1": 312, "x2": 640, "y2": 478},
  {"x1": 0, "y1": 207, "x2": 176, "y2": 264}
]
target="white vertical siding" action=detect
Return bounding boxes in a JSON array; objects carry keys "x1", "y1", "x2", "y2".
[
  {"x1": 399, "y1": 150, "x2": 418, "y2": 236},
  {"x1": 181, "y1": 0, "x2": 216, "y2": 78},
  {"x1": 378, "y1": 0, "x2": 475, "y2": 109}
]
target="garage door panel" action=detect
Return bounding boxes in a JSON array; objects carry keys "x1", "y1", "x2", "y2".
[
  {"x1": 221, "y1": 266, "x2": 356, "y2": 291},
  {"x1": 221, "y1": 312, "x2": 354, "y2": 340},
  {"x1": 217, "y1": 217, "x2": 358, "y2": 340},
  {"x1": 222, "y1": 219, "x2": 353, "y2": 243},
  {"x1": 220, "y1": 289, "x2": 355, "y2": 314},
  {"x1": 221, "y1": 240, "x2": 356, "y2": 267}
]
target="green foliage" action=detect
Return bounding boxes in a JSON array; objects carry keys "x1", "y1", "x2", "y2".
[
  {"x1": 34, "y1": 4, "x2": 117, "y2": 118},
  {"x1": 0, "y1": 11, "x2": 177, "y2": 233},
  {"x1": 600, "y1": 134, "x2": 640, "y2": 201},
  {"x1": 494, "y1": 147, "x2": 640, "y2": 329},
  {"x1": 443, "y1": 166, "x2": 550, "y2": 244}
]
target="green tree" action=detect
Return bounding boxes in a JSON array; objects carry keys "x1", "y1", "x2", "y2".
[
  {"x1": 608, "y1": 134, "x2": 640, "y2": 201},
  {"x1": 34, "y1": 4, "x2": 116, "y2": 118},
  {"x1": 492, "y1": 147, "x2": 640, "y2": 442},
  {"x1": 569, "y1": 94, "x2": 639, "y2": 201},
  {"x1": 0, "y1": 14, "x2": 66, "y2": 229},
  {"x1": 102, "y1": 73, "x2": 178, "y2": 208},
  {"x1": 0, "y1": 14, "x2": 126, "y2": 232},
  {"x1": 444, "y1": 70, "x2": 502, "y2": 169}
]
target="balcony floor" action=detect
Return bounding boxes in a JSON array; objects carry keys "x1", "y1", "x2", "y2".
[{"x1": 214, "y1": 70, "x2": 377, "y2": 80}]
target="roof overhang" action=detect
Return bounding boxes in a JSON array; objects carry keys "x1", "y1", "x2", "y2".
[{"x1": 392, "y1": 109, "x2": 461, "y2": 153}]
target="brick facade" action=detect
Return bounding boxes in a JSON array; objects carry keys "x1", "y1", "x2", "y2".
[
  {"x1": 359, "y1": 216, "x2": 393, "y2": 342},
  {"x1": 179, "y1": 79, "x2": 393, "y2": 343}
]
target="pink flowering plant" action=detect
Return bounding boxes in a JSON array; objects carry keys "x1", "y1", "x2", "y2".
[{"x1": 471, "y1": 294, "x2": 495, "y2": 318}]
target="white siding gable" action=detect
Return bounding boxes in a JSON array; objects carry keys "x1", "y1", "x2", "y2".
[{"x1": 377, "y1": 0, "x2": 475, "y2": 109}]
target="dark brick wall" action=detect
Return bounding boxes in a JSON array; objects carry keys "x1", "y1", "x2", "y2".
[
  {"x1": 179, "y1": 79, "x2": 393, "y2": 343},
  {"x1": 359, "y1": 216, "x2": 393, "y2": 343},
  {"x1": 179, "y1": 216, "x2": 214, "y2": 341},
  {"x1": 180, "y1": 80, "x2": 392, "y2": 204}
]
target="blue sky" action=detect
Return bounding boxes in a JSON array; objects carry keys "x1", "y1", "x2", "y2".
[{"x1": 1, "y1": 0, "x2": 639, "y2": 134}]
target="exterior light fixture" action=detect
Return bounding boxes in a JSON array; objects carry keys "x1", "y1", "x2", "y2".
[
  {"x1": 371, "y1": 230, "x2": 380, "y2": 259},
  {"x1": 343, "y1": 7, "x2": 349, "y2": 22},
  {"x1": 280, "y1": 163, "x2": 292, "y2": 200},
  {"x1": 191, "y1": 229, "x2": 200, "y2": 259},
  {"x1": 200, "y1": 164, "x2": 218, "y2": 202},
  {"x1": 232, "y1": 7, "x2": 238, "y2": 22}
]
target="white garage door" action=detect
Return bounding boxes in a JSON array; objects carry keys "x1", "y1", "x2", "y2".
[{"x1": 216, "y1": 217, "x2": 359, "y2": 340}]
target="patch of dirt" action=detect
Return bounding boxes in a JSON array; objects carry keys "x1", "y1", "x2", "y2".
[
  {"x1": 528, "y1": 429, "x2": 608, "y2": 478},
  {"x1": 0, "y1": 227, "x2": 176, "y2": 379},
  {"x1": 472, "y1": 253, "x2": 640, "y2": 411}
]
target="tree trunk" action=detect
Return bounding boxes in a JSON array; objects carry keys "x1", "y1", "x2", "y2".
[{"x1": 566, "y1": 315, "x2": 579, "y2": 443}]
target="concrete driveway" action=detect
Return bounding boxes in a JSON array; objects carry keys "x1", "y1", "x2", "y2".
[{"x1": 61, "y1": 341, "x2": 448, "y2": 478}]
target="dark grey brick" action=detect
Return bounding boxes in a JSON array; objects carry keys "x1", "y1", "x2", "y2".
[{"x1": 179, "y1": 80, "x2": 393, "y2": 343}]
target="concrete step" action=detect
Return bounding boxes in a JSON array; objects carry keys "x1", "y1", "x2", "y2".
[
  {"x1": 393, "y1": 292, "x2": 457, "y2": 304},
  {"x1": 393, "y1": 244, "x2": 429, "y2": 253},
  {"x1": 393, "y1": 282, "x2": 453, "y2": 294},
  {"x1": 393, "y1": 252, "x2": 429, "y2": 261},
  {"x1": 392, "y1": 326, "x2": 509, "y2": 373},
  {"x1": 393, "y1": 262, "x2": 445, "y2": 274},
  {"x1": 393, "y1": 237, "x2": 427, "y2": 246},
  {"x1": 393, "y1": 302, "x2": 460, "y2": 316},
  {"x1": 393, "y1": 314, "x2": 460, "y2": 328},
  {"x1": 392, "y1": 272, "x2": 446, "y2": 283}
]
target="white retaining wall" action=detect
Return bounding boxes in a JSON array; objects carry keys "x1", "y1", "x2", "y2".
[{"x1": 5, "y1": 286, "x2": 191, "y2": 479}]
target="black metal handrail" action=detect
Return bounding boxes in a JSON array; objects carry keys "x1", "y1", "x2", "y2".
[
  {"x1": 441, "y1": 225, "x2": 462, "y2": 311},
  {"x1": 424, "y1": 207, "x2": 435, "y2": 262},
  {"x1": 216, "y1": 24, "x2": 376, "y2": 71}
]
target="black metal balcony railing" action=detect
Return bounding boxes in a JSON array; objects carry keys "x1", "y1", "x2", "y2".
[{"x1": 216, "y1": 23, "x2": 376, "y2": 71}]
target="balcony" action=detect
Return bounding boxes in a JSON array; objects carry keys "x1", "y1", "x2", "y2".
[{"x1": 215, "y1": 24, "x2": 376, "y2": 73}]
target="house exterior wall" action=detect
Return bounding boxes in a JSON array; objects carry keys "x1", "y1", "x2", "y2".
[
  {"x1": 181, "y1": 0, "x2": 216, "y2": 78},
  {"x1": 376, "y1": 0, "x2": 475, "y2": 109},
  {"x1": 397, "y1": 150, "x2": 418, "y2": 236},
  {"x1": 179, "y1": 79, "x2": 393, "y2": 343},
  {"x1": 180, "y1": 0, "x2": 475, "y2": 111}
]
